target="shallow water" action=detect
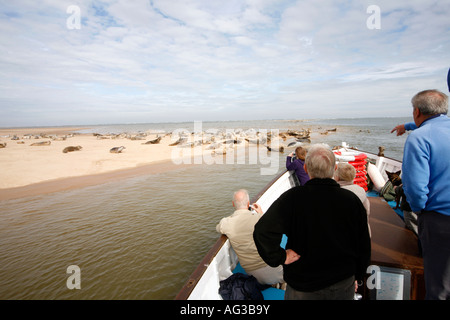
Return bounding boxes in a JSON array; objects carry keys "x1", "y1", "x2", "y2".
[
  {"x1": 0, "y1": 117, "x2": 411, "y2": 299},
  {"x1": 0, "y1": 160, "x2": 279, "y2": 299}
]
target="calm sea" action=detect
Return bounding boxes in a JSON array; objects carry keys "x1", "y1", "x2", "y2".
[{"x1": 0, "y1": 117, "x2": 411, "y2": 299}]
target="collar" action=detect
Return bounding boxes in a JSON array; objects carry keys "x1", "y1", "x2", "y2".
[
  {"x1": 231, "y1": 208, "x2": 260, "y2": 218},
  {"x1": 419, "y1": 113, "x2": 447, "y2": 127},
  {"x1": 304, "y1": 178, "x2": 340, "y2": 187},
  {"x1": 337, "y1": 181, "x2": 353, "y2": 186},
  {"x1": 233, "y1": 208, "x2": 254, "y2": 216}
]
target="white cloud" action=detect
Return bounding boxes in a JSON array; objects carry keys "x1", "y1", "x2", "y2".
[{"x1": 0, "y1": 0, "x2": 449, "y2": 126}]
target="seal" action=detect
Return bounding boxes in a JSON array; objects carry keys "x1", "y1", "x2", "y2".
[
  {"x1": 169, "y1": 137, "x2": 187, "y2": 146},
  {"x1": 110, "y1": 146, "x2": 126, "y2": 153},
  {"x1": 378, "y1": 146, "x2": 385, "y2": 157},
  {"x1": 266, "y1": 145, "x2": 285, "y2": 153},
  {"x1": 287, "y1": 141, "x2": 303, "y2": 148},
  {"x1": 30, "y1": 141, "x2": 51, "y2": 146},
  {"x1": 142, "y1": 136, "x2": 162, "y2": 144},
  {"x1": 63, "y1": 145, "x2": 82, "y2": 153},
  {"x1": 0, "y1": 142, "x2": 6, "y2": 148}
]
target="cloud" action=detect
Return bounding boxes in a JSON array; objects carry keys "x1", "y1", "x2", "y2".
[{"x1": 0, "y1": 0, "x2": 449, "y2": 126}]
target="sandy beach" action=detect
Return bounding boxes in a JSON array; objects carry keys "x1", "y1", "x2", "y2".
[
  {"x1": 1, "y1": 126, "x2": 307, "y2": 200},
  {"x1": 0, "y1": 127, "x2": 200, "y2": 200}
]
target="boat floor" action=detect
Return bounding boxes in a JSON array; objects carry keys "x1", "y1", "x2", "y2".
[{"x1": 231, "y1": 192, "x2": 420, "y2": 300}]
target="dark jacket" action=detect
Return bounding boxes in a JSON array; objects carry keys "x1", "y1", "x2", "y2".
[
  {"x1": 253, "y1": 178, "x2": 371, "y2": 292},
  {"x1": 219, "y1": 273, "x2": 268, "y2": 300}
]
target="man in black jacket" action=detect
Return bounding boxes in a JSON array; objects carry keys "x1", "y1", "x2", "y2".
[{"x1": 253, "y1": 144, "x2": 371, "y2": 300}]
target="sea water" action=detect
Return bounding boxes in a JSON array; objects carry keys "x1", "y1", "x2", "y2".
[{"x1": 0, "y1": 117, "x2": 411, "y2": 299}]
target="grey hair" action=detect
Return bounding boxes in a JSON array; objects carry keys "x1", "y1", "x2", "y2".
[
  {"x1": 411, "y1": 89, "x2": 448, "y2": 115},
  {"x1": 233, "y1": 189, "x2": 250, "y2": 209},
  {"x1": 305, "y1": 144, "x2": 336, "y2": 179}
]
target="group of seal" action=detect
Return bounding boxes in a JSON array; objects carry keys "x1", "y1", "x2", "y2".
[
  {"x1": 62, "y1": 145, "x2": 125, "y2": 153},
  {"x1": 62, "y1": 145, "x2": 126, "y2": 153},
  {"x1": 166, "y1": 128, "x2": 315, "y2": 155}
]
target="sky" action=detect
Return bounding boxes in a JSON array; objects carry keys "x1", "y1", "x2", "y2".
[{"x1": 0, "y1": 0, "x2": 449, "y2": 127}]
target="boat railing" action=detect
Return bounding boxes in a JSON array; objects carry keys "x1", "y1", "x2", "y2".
[
  {"x1": 375, "y1": 156, "x2": 402, "y2": 181},
  {"x1": 252, "y1": 170, "x2": 299, "y2": 212}
]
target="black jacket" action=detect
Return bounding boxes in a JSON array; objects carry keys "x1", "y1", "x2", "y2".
[
  {"x1": 253, "y1": 178, "x2": 371, "y2": 292},
  {"x1": 219, "y1": 273, "x2": 268, "y2": 300}
]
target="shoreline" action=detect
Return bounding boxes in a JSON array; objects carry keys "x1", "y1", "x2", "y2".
[{"x1": 0, "y1": 126, "x2": 91, "y2": 136}]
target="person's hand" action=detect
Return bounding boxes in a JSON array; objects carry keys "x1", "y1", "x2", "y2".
[
  {"x1": 251, "y1": 203, "x2": 263, "y2": 214},
  {"x1": 391, "y1": 124, "x2": 406, "y2": 136},
  {"x1": 285, "y1": 249, "x2": 300, "y2": 265}
]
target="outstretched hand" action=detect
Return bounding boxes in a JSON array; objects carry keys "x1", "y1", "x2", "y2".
[{"x1": 391, "y1": 124, "x2": 406, "y2": 136}]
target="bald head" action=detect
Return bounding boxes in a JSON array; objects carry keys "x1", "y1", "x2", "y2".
[{"x1": 233, "y1": 189, "x2": 250, "y2": 210}]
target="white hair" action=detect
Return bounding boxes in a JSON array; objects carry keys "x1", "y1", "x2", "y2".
[
  {"x1": 411, "y1": 89, "x2": 448, "y2": 115},
  {"x1": 305, "y1": 144, "x2": 336, "y2": 179}
]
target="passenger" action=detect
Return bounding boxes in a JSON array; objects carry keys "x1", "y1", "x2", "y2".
[
  {"x1": 216, "y1": 189, "x2": 284, "y2": 285},
  {"x1": 253, "y1": 144, "x2": 371, "y2": 300},
  {"x1": 402, "y1": 89, "x2": 450, "y2": 300},
  {"x1": 286, "y1": 146, "x2": 310, "y2": 185},
  {"x1": 334, "y1": 162, "x2": 371, "y2": 237}
]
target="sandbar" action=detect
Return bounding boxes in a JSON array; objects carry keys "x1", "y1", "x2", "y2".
[{"x1": 0, "y1": 127, "x2": 194, "y2": 200}]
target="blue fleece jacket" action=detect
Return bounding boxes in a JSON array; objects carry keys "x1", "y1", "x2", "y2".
[
  {"x1": 404, "y1": 122, "x2": 417, "y2": 131},
  {"x1": 402, "y1": 115, "x2": 450, "y2": 215}
]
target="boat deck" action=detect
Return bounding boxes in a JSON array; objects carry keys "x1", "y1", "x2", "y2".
[{"x1": 364, "y1": 196, "x2": 424, "y2": 300}]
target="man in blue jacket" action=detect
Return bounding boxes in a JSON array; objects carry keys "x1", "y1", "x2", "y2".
[{"x1": 402, "y1": 89, "x2": 450, "y2": 300}]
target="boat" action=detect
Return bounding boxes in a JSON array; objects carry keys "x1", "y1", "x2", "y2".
[{"x1": 175, "y1": 144, "x2": 425, "y2": 300}]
